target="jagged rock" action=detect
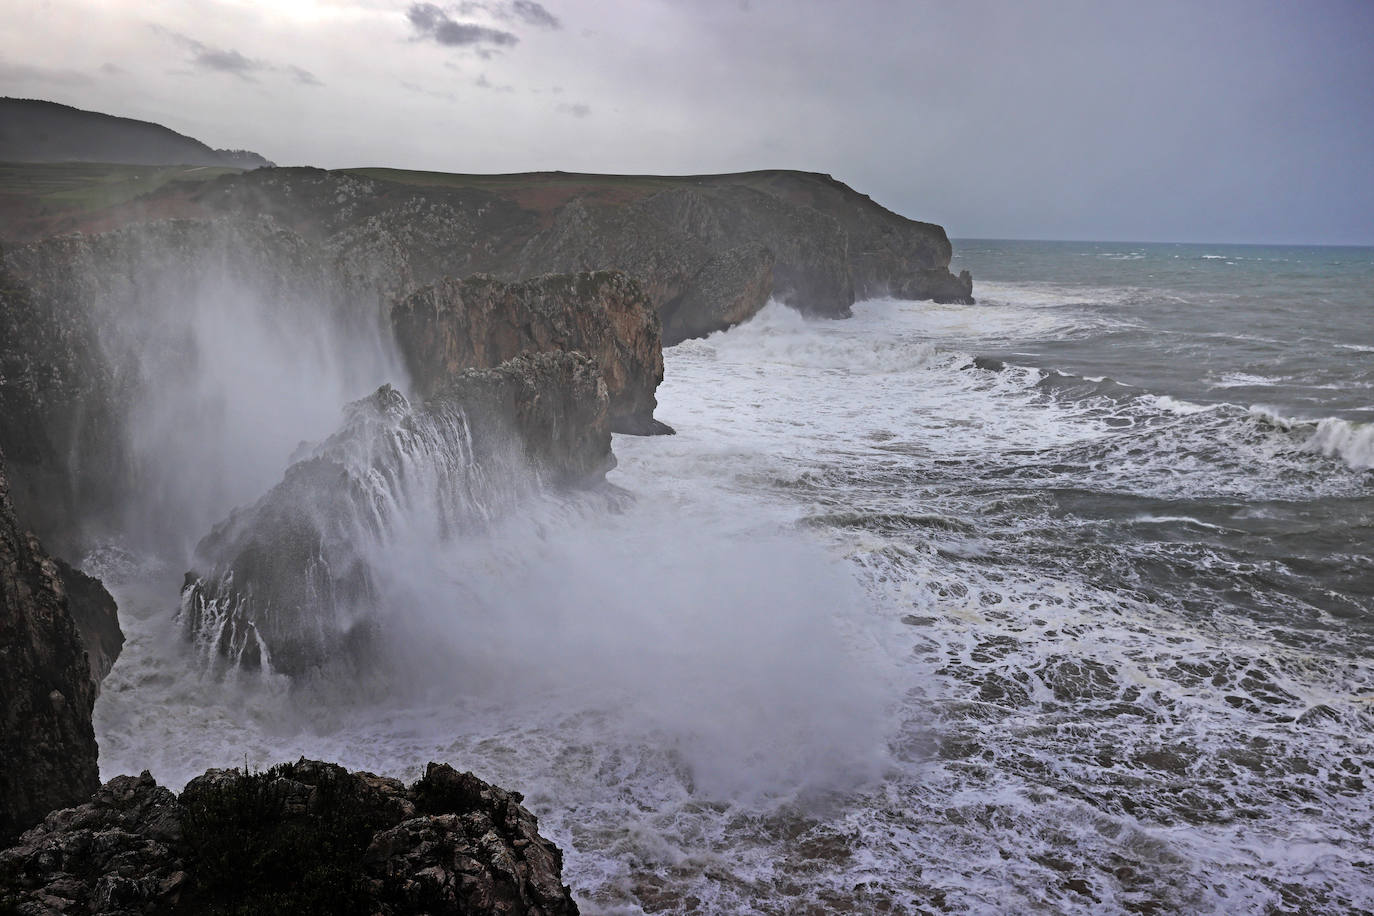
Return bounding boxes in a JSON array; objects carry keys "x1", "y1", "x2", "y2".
[
  {"x1": 53, "y1": 559, "x2": 123, "y2": 686},
  {"x1": 0, "y1": 451, "x2": 109, "y2": 844},
  {"x1": 393, "y1": 270, "x2": 669, "y2": 435},
  {"x1": 181, "y1": 353, "x2": 612, "y2": 677},
  {"x1": 0, "y1": 760, "x2": 578, "y2": 915}
]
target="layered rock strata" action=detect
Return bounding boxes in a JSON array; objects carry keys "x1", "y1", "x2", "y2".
[
  {"x1": 5, "y1": 165, "x2": 972, "y2": 347},
  {"x1": 0, "y1": 759, "x2": 578, "y2": 915},
  {"x1": 0, "y1": 452, "x2": 115, "y2": 843},
  {"x1": 393, "y1": 270, "x2": 670, "y2": 435},
  {"x1": 181, "y1": 353, "x2": 612, "y2": 677}
]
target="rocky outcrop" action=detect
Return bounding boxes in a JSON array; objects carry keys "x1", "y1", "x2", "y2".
[
  {"x1": 53, "y1": 559, "x2": 123, "y2": 686},
  {"x1": 0, "y1": 759, "x2": 578, "y2": 915},
  {"x1": 181, "y1": 353, "x2": 612, "y2": 677},
  {"x1": 393, "y1": 270, "x2": 670, "y2": 435},
  {"x1": 0, "y1": 452, "x2": 107, "y2": 844}
]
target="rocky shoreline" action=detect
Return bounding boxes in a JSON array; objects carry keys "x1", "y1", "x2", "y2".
[
  {"x1": 0, "y1": 760, "x2": 578, "y2": 915},
  {"x1": 0, "y1": 157, "x2": 972, "y2": 911}
]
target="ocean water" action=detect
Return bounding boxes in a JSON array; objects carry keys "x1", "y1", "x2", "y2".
[{"x1": 92, "y1": 239, "x2": 1374, "y2": 913}]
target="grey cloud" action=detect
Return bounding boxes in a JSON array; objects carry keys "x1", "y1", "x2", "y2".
[
  {"x1": 0, "y1": 61, "x2": 93, "y2": 86},
  {"x1": 435, "y1": 21, "x2": 517, "y2": 47},
  {"x1": 407, "y1": 4, "x2": 518, "y2": 50},
  {"x1": 454, "y1": 1, "x2": 560, "y2": 29},
  {"x1": 100, "y1": 62, "x2": 127, "y2": 76},
  {"x1": 407, "y1": 3, "x2": 447, "y2": 31},
  {"x1": 193, "y1": 47, "x2": 263, "y2": 77},
  {"x1": 288, "y1": 65, "x2": 323, "y2": 86},
  {"x1": 399, "y1": 79, "x2": 458, "y2": 102},
  {"x1": 556, "y1": 102, "x2": 590, "y2": 118},
  {"x1": 475, "y1": 73, "x2": 514, "y2": 91},
  {"x1": 510, "y1": 1, "x2": 560, "y2": 29},
  {"x1": 151, "y1": 26, "x2": 321, "y2": 86}
]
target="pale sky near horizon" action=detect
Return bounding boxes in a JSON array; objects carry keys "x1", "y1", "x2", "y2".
[{"x1": 2, "y1": 0, "x2": 1371, "y2": 244}]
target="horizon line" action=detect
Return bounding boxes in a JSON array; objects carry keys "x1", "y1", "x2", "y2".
[{"x1": 951, "y1": 235, "x2": 1374, "y2": 249}]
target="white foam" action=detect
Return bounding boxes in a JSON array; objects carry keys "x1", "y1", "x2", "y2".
[
  {"x1": 1302, "y1": 416, "x2": 1374, "y2": 470},
  {"x1": 1208, "y1": 371, "x2": 1283, "y2": 389},
  {"x1": 91, "y1": 288, "x2": 1374, "y2": 913}
]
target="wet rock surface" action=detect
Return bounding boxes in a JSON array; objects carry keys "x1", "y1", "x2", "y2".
[
  {"x1": 181, "y1": 352, "x2": 612, "y2": 676},
  {"x1": 0, "y1": 453, "x2": 108, "y2": 844},
  {"x1": 393, "y1": 270, "x2": 667, "y2": 435},
  {"x1": 0, "y1": 759, "x2": 578, "y2": 915}
]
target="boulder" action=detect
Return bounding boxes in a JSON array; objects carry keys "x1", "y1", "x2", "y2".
[{"x1": 0, "y1": 760, "x2": 578, "y2": 915}]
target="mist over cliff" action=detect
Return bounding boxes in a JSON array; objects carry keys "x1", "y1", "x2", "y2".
[{"x1": 0, "y1": 124, "x2": 977, "y2": 910}]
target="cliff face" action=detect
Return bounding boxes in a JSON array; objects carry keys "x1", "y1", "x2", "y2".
[
  {"x1": 1, "y1": 213, "x2": 676, "y2": 550},
  {"x1": 4, "y1": 165, "x2": 972, "y2": 345},
  {"x1": 393, "y1": 271, "x2": 669, "y2": 435},
  {"x1": 0, "y1": 217, "x2": 384, "y2": 551},
  {"x1": 0, "y1": 759, "x2": 578, "y2": 915},
  {"x1": 0, "y1": 255, "x2": 125, "y2": 555},
  {"x1": 181, "y1": 353, "x2": 612, "y2": 677},
  {"x1": 0, "y1": 453, "x2": 108, "y2": 844}
]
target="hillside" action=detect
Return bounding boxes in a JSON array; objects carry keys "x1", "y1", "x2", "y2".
[{"x1": 0, "y1": 98, "x2": 272, "y2": 168}]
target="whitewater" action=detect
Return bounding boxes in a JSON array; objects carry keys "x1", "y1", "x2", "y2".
[{"x1": 94, "y1": 240, "x2": 1373, "y2": 913}]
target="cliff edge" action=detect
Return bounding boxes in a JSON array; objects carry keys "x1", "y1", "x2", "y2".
[{"x1": 0, "y1": 451, "x2": 117, "y2": 843}]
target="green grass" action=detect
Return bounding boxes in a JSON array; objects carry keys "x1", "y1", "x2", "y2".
[
  {"x1": 343, "y1": 165, "x2": 711, "y2": 193},
  {"x1": 0, "y1": 161, "x2": 239, "y2": 212}
]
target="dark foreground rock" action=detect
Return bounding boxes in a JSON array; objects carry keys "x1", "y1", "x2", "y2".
[
  {"x1": 0, "y1": 759, "x2": 578, "y2": 915},
  {"x1": 393, "y1": 270, "x2": 669, "y2": 435},
  {"x1": 180, "y1": 352, "x2": 613, "y2": 676},
  {"x1": 0, "y1": 452, "x2": 113, "y2": 844}
]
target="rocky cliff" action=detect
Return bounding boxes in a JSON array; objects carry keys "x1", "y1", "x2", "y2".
[
  {"x1": 4, "y1": 164, "x2": 972, "y2": 343},
  {"x1": 180, "y1": 353, "x2": 612, "y2": 677},
  {"x1": 0, "y1": 213, "x2": 676, "y2": 551},
  {"x1": 0, "y1": 452, "x2": 117, "y2": 844},
  {"x1": 0, "y1": 217, "x2": 381, "y2": 551},
  {"x1": 393, "y1": 270, "x2": 670, "y2": 435},
  {"x1": 0, "y1": 759, "x2": 578, "y2": 915}
]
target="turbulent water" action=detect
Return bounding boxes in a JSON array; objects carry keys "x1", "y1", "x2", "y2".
[{"x1": 92, "y1": 240, "x2": 1372, "y2": 913}]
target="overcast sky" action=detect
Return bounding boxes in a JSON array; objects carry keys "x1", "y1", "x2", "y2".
[{"x1": 4, "y1": 0, "x2": 1372, "y2": 244}]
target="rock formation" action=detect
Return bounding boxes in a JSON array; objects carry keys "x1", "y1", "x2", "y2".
[
  {"x1": 180, "y1": 353, "x2": 612, "y2": 677},
  {"x1": 0, "y1": 759, "x2": 578, "y2": 915},
  {"x1": 53, "y1": 558, "x2": 123, "y2": 686},
  {"x1": 393, "y1": 270, "x2": 670, "y2": 434},
  {"x1": 5, "y1": 163, "x2": 972, "y2": 347},
  {"x1": 0, "y1": 451, "x2": 113, "y2": 844}
]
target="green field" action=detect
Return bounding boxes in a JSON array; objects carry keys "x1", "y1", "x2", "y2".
[
  {"x1": 0, "y1": 161, "x2": 240, "y2": 212},
  {"x1": 343, "y1": 166, "x2": 703, "y2": 193}
]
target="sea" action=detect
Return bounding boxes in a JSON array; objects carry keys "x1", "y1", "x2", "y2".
[{"x1": 92, "y1": 239, "x2": 1374, "y2": 914}]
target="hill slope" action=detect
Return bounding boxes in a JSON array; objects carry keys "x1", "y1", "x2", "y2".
[{"x1": 0, "y1": 98, "x2": 272, "y2": 168}]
